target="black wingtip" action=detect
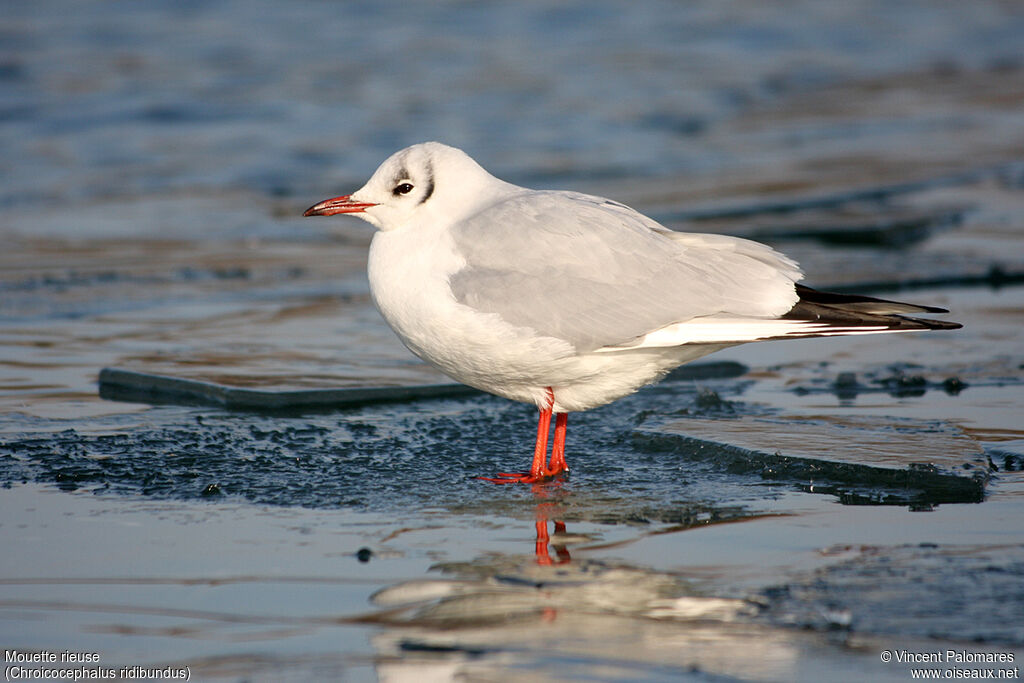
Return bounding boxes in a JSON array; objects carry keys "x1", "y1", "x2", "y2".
[
  {"x1": 795, "y1": 285, "x2": 953, "y2": 316},
  {"x1": 918, "y1": 318, "x2": 962, "y2": 331},
  {"x1": 786, "y1": 285, "x2": 962, "y2": 333}
]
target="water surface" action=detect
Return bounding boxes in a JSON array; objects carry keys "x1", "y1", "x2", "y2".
[{"x1": 2, "y1": 1, "x2": 1024, "y2": 680}]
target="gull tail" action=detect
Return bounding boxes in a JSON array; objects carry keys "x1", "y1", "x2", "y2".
[
  {"x1": 596, "y1": 284, "x2": 961, "y2": 351},
  {"x1": 779, "y1": 285, "x2": 962, "y2": 335}
]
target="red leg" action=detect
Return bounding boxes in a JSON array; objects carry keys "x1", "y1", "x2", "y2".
[
  {"x1": 479, "y1": 388, "x2": 564, "y2": 484},
  {"x1": 529, "y1": 404, "x2": 553, "y2": 479},
  {"x1": 548, "y1": 412, "x2": 569, "y2": 475}
]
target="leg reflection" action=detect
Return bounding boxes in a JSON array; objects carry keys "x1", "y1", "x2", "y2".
[{"x1": 534, "y1": 492, "x2": 571, "y2": 566}]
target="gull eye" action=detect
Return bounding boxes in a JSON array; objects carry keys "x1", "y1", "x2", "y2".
[{"x1": 394, "y1": 182, "x2": 414, "y2": 196}]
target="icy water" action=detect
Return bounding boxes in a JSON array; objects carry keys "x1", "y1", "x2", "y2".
[{"x1": 3, "y1": 1, "x2": 1024, "y2": 681}]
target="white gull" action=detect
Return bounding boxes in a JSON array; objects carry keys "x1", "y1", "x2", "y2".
[{"x1": 304, "y1": 142, "x2": 960, "y2": 483}]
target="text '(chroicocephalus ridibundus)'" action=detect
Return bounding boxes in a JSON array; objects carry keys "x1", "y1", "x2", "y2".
[{"x1": 304, "y1": 142, "x2": 961, "y2": 484}]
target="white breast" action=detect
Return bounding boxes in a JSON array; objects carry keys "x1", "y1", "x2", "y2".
[
  {"x1": 365, "y1": 219, "x2": 726, "y2": 413},
  {"x1": 367, "y1": 221, "x2": 578, "y2": 405}
]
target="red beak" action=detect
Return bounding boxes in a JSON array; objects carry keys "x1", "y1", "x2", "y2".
[{"x1": 302, "y1": 195, "x2": 377, "y2": 217}]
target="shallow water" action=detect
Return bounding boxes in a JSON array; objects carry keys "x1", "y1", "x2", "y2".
[{"x1": 3, "y1": 1, "x2": 1024, "y2": 681}]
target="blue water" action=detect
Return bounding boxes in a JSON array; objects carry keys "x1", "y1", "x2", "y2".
[
  {"x1": 2, "y1": 1, "x2": 1024, "y2": 681},
  {"x1": 4, "y1": 0, "x2": 1024, "y2": 209}
]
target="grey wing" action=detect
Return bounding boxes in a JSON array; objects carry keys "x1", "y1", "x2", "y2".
[{"x1": 448, "y1": 191, "x2": 803, "y2": 352}]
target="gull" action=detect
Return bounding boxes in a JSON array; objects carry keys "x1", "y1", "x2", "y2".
[{"x1": 304, "y1": 142, "x2": 960, "y2": 484}]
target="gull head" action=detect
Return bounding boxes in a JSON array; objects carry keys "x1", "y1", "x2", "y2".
[{"x1": 303, "y1": 142, "x2": 509, "y2": 231}]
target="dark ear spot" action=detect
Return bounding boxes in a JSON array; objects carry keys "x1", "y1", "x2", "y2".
[{"x1": 420, "y1": 160, "x2": 434, "y2": 204}]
